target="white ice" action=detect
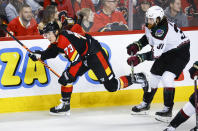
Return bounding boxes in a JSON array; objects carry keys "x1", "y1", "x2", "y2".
[{"x1": 0, "y1": 102, "x2": 195, "y2": 131}]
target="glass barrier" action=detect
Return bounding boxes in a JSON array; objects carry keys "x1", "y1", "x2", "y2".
[
  {"x1": 129, "y1": 0, "x2": 198, "y2": 30},
  {"x1": 1, "y1": 0, "x2": 198, "y2": 37}
]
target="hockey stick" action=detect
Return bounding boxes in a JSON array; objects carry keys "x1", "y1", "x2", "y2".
[
  {"x1": 130, "y1": 52, "x2": 151, "y2": 92},
  {"x1": 0, "y1": 24, "x2": 60, "y2": 78},
  {"x1": 130, "y1": 53, "x2": 135, "y2": 82},
  {"x1": 194, "y1": 76, "x2": 198, "y2": 129}
]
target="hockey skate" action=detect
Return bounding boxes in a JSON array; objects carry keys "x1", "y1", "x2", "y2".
[
  {"x1": 163, "y1": 125, "x2": 176, "y2": 131},
  {"x1": 133, "y1": 72, "x2": 149, "y2": 92},
  {"x1": 131, "y1": 101, "x2": 150, "y2": 115},
  {"x1": 155, "y1": 106, "x2": 172, "y2": 123},
  {"x1": 49, "y1": 99, "x2": 70, "y2": 116}
]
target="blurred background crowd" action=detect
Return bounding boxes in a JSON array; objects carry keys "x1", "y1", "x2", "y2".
[{"x1": 0, "y1": 0, "x2": 198, "y2": 37}]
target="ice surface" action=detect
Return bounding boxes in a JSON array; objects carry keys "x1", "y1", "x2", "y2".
[{"x1": 0, "y1": 102, "x2": 195, "y2": 131}]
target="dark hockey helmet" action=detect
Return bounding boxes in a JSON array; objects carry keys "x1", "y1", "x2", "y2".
[{"x1": 43, "y1": 21, "x2": 60, "y2": 34}]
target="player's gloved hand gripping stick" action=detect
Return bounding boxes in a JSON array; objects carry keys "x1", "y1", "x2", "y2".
[
  {"x1": 0, "y1": 24, "x2": 60, "y2": 78},
  {"x1": 127, "y1": 44, "x2": 139, "y2": 83},
  {"x1": 127, "y1": 43, "x2": 151, "y2": 92}
]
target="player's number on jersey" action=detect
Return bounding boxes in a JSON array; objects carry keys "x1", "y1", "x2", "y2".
[
  {"x1": 171, "y1": 23, "x2": 186, "y2": 40},
  {"x1": 64, "y1": 44, "x2": 74, "y2": 55},
  {"x1": 157, "y1": 43, "x2": 164, "y2": 49}
]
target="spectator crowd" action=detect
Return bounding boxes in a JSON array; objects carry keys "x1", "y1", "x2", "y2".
[{"x1": 0, "y1": 0, "x2": 198, "y2": 37}]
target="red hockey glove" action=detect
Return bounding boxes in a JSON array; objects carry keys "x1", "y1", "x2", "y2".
[
  {"x1": 127, "y1": 54, "x2": 144, "y2": 66},
  {"x1": 126, "y1": 41, "x2": 140, "y2": 55},
  {"x1": 189, "y1": 61, "x2": 198, "y2": 79}
]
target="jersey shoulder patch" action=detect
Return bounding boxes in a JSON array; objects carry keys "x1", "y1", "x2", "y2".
[
  {"x1": 151, "y1": 24, "x2": 168, "y2": 40},
  {"x1": 155, "y1": 29, "x2": 164, "y2": 37}
]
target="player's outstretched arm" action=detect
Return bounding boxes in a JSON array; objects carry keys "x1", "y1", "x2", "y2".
[
  {"x1": 127, "y1": 51, "x2": 153, "y2": 66},
  {"x1": 29, "y1": 44, "x2": 61, "y2": 62},
  {"x1": 127, "y1": 35, "x2": 149, "y2": 55}
]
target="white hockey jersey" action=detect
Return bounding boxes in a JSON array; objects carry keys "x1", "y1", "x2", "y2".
[{"x1": 145, "y1": 21, "x2": 190, "y2": 58}]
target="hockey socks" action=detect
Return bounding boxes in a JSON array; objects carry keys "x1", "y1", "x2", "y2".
[
  {"x1": 169, "y1": 109, "x2": 189, "y2": 128},
  {"x1": 119, "y1": 73, "x2": 148, "y2": 89},
  {"x1": 119, "y1": 75, "x2": 132, "y2": 89},
  {"x1": 61, "y1": 85, "x2": 73, "y2": 99},
  {"x1": 143, "y1": 88, "x2": 157, "y2": 104},
  {"x1": 170, "y1": 102, "x2": 195, "y2": 127},
  {"x1": 166, "y1": 102, "x2": 195, "y2": 130},
  {"x1": 164, "y1": 88, "x2": 175, "y2": 108}
]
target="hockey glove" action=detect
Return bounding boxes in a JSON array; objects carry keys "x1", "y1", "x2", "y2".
[
  {"x1": 58, "y1": 70, "x2": 75, "y2": 86},
  {"x1": 127, "y1": 41, "x2": 141, "y2": 55},
  {"x1": 127, "y1": 54, "x2": 145, "y2": 66},
  {"x1": 28, "y1": 51, "x2": 42, "y2": 61},
  {"x1": 34, "y1": 50, "x2": 43, "y2": 55},
  {"x1": 189, "y1": 61, "x2": 198, "y2": 79}
]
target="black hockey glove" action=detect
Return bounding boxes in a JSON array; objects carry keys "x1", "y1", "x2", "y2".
[
  {"x1": 189, "y1": 61, "x2": 198, "y2": 80},
  {"x1": 28, "y1": 53, "x2": 38, "y2": 61},
  {"x1": 58, "y1": 70, "x2": 75, "y2": 86},
  {"x1": 28, "y1": 50, "x2": 45, "y2": 61}
]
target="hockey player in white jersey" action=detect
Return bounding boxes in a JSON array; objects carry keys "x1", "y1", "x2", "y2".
[
  {"x1": 164, "y1": 61, "x2": 198, "y2": 131},
  {"x1": 127, "y1": 6, "x2": 190, "y2": 122}
]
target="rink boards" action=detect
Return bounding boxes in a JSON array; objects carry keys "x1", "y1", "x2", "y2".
[{"x1": 0, "y1": 28, "x2": 197, "y2": 113}]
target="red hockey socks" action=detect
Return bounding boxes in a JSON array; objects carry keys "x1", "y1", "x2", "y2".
[
  {"x1": 119, "y1": 75, "x2": 132, "y2": 89},
  {"x1": 61, "y1": 85, "x2": 73, "y2": 101}
]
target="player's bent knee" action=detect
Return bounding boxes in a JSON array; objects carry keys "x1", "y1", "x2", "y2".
[
  {"x1": 103, "y1": 78, "x2": 118, "y2": 92},
  {"x1": 149, "y1": 74, "x2": 161, "y2": 88},
  {"x1": 161, "y1": 71, "x2": 176, "y2": 87}
]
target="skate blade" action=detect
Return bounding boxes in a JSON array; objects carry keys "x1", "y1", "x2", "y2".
[
  {"x1": 155, "y1": 115, "x2": 171, "y2": 123},
  {"x1": 131, "y1": 110, "x2": 149, "y2": 115},
  {"x1": 49, "y1": 110, "x2": 70, "y2": 116}
]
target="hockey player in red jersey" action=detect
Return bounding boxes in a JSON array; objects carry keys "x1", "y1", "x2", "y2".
[
  {"x1": 28, "y1": 21, "x2": 148, "y2": 116},
  {"x1": 127, "y1": 6, "x2": 190, "y2": 122},
  {"x1": 164, "y1": 61, "x2": 198, "y2": 131}
]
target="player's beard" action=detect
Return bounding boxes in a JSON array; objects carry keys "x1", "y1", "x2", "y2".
[{"x1": 146, "y1": 23, "x2": 156, "y2": 29}]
